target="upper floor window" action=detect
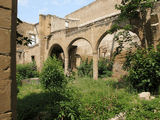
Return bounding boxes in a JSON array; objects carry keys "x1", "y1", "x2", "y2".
[
  {"x1": 28, "y1": 34, "x2": 36, "y2": 47},
  {"x1": 65, "y1": 21, "x2": 69, "y2": 28}
]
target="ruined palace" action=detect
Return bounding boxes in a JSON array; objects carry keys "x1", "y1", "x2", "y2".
[{"x1": 17, "y1": 0, "x2": 160, "y2": 79}]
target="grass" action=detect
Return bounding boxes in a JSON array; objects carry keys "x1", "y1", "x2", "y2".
[
  {"x1": 17, "y1": 77, "x2": 160, "y2": 120},
  {"x1": 17, "y1": 81, "x2": 49, "y2": 120},
  {"x1": 69, "y1": 77, "x2": 139, "y2": 119}
]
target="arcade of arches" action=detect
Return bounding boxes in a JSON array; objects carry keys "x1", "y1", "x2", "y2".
[
  {"x1": 47, "y1": 30, "x2": 141, "y2": 79},
  {"x1": 16, "y1": 0, "x2": 160, "y2": 80}
]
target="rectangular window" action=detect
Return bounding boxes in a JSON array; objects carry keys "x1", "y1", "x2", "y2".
[
  {"x1": 65, "y1": 21, "x2": 69, "y2": 28},
  {"x1": 31, "y1": 55, "x2": 35, "y2": 62},
  {"x1": 28, "y1": 34, "x2": 36, "y2": 47}
]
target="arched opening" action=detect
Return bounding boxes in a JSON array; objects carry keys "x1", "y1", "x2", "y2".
[
  {"x1": 49, "y1": 44, "x2": 65, "y2": 67},
  {"x1": 98, "y1": 30, "x2": 141, "y2": 59},
  {"x1": 68, "y1": 38, "x2": 92, "y2": 71},
  {"x1": 97, "y1": 30, "x2": 141, "y2": 78}
]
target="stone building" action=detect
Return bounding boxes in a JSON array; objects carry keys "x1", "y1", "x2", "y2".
[
  {"x1": 17, "y1": 0, "x2": 160, "y2": 79},
  {"x1": 17, "y1": 22, "x2": 40, "y2": 69}
]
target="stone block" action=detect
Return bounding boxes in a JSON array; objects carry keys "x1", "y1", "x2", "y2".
[
  {"x1": 0, "y1": 8, "x2": 11, "y2": 29},
  {"x1": 138, "y1": 92, "x2": 150, "y2": 100},
  {"x1": 0, "y1": 0, "x2": 12, "y2": 9},
  {"x1": 0, "y1": 28, "x2": 11, "y2": 53},
  {"x1": 0, "y1": 112, "x2": 12, "y2": 120},
  {"x1": 0, "y1": 80, "x2": 11, "y2": 113},
  {"x1": 0, "y1": 69, "x2": 10, "y2": 80},
  {"x1": 0, "y1": 55, "x2": 10, "y2": 71}
]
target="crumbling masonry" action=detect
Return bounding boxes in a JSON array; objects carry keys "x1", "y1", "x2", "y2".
[{"x1": 17, "y1": 0, "x2": 160, "y2": 80}]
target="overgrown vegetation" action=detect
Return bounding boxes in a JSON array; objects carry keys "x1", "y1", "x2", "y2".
[
  {"x1": 107, "y1": 0, "x2": 160, "y2": 94},
  {"x1": 17, "y1": 0, "x2": 160, "y2": 119},
  {"x1": 40, "y1": 57, "x2": 66, "y2": 92},
  {"x1": 39, "y1": 57, "x2": 80, "y2": 120},
  {"x1": 17, "y1": 77, "x2": 160, "y2": 120},
  {"x1": 77, "y1": 58, "x2": 93, "y2": 77},
  {"x1": 16, "y1": 62, "x2": 39, "y2": 86},
  {"x1": 77, "y1": 58, "x2": 112, "y2": 78},
  {"x1": 123, "y1": 47, "x2": 160, "y2": 94}
]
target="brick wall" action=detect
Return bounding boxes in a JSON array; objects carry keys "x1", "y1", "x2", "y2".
[{"x1": 0, "y1": 0, "x2": 17, "y2": 120}]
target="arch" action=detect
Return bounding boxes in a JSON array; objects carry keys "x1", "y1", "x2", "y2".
[
  {"x1": 48, "y1": 43, "x2": 65, "y2": 58},
  {"x1": 96, "y1": 30, "x2": 109, "y2": 51},
  {"x1": 97, "y1": 29, "x2": 141, "y2": 78},
  {"x1": 96, "y1": 29, "x2": 141, "y2": 52},
  {"x1": 48, "y1": 44, "x2": 65, "y2": 68},
  {"x1": 67, "y1": 37, "x2": 93, "y2": 71},
  {"x1": 67, "y1": 37, "x2": 93, "y2": 50}
]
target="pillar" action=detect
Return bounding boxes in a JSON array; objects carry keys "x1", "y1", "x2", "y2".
[
  {"x1": 0, "y1": 0, "x2": 17, "y2": 119},
  {"x1": 39, "y1": 15, "x2": 51, "y2": 70},
  {"x1": 93, "y1": 52, "x2": 98, "y2": 80},
  {"x1": 64, "y1": 50, "x2": 69, "y2": 75},
  {"x1": 150, "y1": 13, "x2": 159, "y2": 50}
]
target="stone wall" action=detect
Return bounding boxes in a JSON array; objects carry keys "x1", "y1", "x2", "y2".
[
  {"x1": 50, "y1": 15, "x2": 66, "y2": 32},
  {"x1": 151, "y1": 1, "x2": 160, "y2": 48},
  {"x1": 0, "y1": 0, "x2": 17, "y2": 120},
  {"x1": 65, "y1": 0, "x2": 121, "y2": 25},
  {"x1": 16, "y1": 0, "x2": 160, "y2": 79},
  {"x1": 17, "y1": 22, "x2": 41, "y2": 69}
]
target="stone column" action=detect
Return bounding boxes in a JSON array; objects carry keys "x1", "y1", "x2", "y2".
[
  {"x1": 93, "y1": 52, "x2": 98, "y2": 80},
  {"x1": 150, "y1": 13, "x2": 159, "y2": 50},
  {"x1": 39, "y1": 15, "x2": 51, "y2": 70},
  {"x1": 64, "y1": 51, "x2": 69, "y2": 75},
  {"x1": 0, "y1": 0, "x2": 17, "y2": 120}
]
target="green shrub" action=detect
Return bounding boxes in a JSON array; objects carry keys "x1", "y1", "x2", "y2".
[
  {"x1": 40, "y1": 57, "x2": 80, "y2": 119},
  {"x1": 16, "y1": 62, "x2": 39, "y2": 86},
  {"x1": 123, "y1": 48, "x2": 160, "y2": 94},
  {"x1": 40, "y1": 57, "x2": 66, "y2": 92},
  {"x1": 98, "y1": 58, "x2": 112, "y2": 78},
  {"x1": 77, "y1": 58, "x2": 112, "y2": 78},
  {"x1": 16, "y1": 73, "x2": 23, "y2": 86},
  {"x1": 126, "y1": 97, "x2": 160, "y2": 119},
  {"x1": 77, "y1": 58, "x2": 93, "y2": 77}
]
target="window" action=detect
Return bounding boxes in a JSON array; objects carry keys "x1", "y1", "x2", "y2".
[
  {"x1": 28, "y1": 34, "x2": 36, "y2": 47},
  {"x1": 31, "y1": 56, "x2": 35, "y2": 62},
  {"x1": 65, "y1": 21, "x2": 69, "y2": 28}
]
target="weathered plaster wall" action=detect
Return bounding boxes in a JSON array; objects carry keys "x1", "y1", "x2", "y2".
[
  {"x1": 17, "y1": 22, "x2": 39, "y2": 44},
  {"x1": 23, "y1": 45, "x2": 41, "y2": 69},
  {"x1": 17, "y1": 22, "x2": 41, "y2": 69},
  {"x1": 0, "y1": 0, "x2": 17, "y2": 119},
  {"x1": 65, "y1": 0, "x2": 121, "y2": 25},
  {"x1": 50, "y1": 15, "x2": 66, "y2": 32}
]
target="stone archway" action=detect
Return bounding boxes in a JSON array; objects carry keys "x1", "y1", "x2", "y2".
[
  {"x1": 49, "y1": 44, "x2": 65, "y2": 68},
  {"x1": 67, "y1": 37, "x2": 93, "y2": 72},
  {"x1": 97, "y1": 30, "x2": 141, "y2": 78}
]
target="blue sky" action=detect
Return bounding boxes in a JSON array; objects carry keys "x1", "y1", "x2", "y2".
[{"x1": 18, "y1": 0, "x2": 95, "y2": 24}]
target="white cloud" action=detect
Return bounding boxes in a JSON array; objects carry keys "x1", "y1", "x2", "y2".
[{"x1": 18, "y1": 0, "x2": 29, "y2": 6}]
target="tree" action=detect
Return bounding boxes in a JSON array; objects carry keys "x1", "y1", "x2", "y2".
[
  {"x1": 106, "y1": 0, "x2": 156, "y2": 61},
  {"x1": 115, "y1": 0, "x2": 154, "y2": 48}
]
